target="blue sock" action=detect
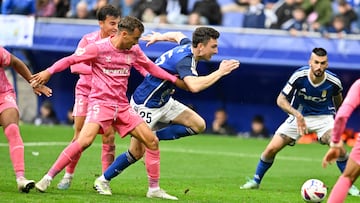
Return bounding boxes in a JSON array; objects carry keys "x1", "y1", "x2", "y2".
[
  {"x1": 336, "y1": 159, "x2": 348, "y2": 173},
  {"x1": 104, "y1": 150, "x2": 137, "y2": 180},
  {"x1": 156, "y1": 124, "x2": 196, "y2": 140},
  {"x1": 253, "y1": 159, "x2": 273, "y2": 184}
]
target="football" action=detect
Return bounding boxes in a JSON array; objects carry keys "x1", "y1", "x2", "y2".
[{"x1": 301, "y1": 179, "x2": 327, "y2": 202}]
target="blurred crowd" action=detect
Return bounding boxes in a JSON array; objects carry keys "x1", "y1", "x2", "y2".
[{"x1": 0, "y1": 0, "x2": 359, "y2": 38}]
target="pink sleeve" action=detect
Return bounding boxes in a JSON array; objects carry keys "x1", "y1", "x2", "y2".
[
  {"x1": 47, "y1": 44, "x2": 98, "y2": 74},
  {"x1": 0, "y1": 47, "x2": 11, "y2": 67},
  {"x1": 70, "y1": 37, "x2": 92, "y2": 75},
  {"x1": 133, "y1": 47, "x2": 177, "y2": 83},
  {"x1": 332, "y1": 79, "x2": 360, "y2": 143}
]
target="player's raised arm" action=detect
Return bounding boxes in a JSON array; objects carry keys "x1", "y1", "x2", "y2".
[
  {"x1": 183, "y1": 59, "x2": 240, "y2": 93},
  {"x1": 141, "y1": 31, "x2": 187, "y2": 46}
]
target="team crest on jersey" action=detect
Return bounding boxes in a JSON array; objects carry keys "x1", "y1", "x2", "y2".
[
  {"x1": 105, "y1": 56, "x2": 111, "y2": 62},
  {"x1": 75, "y1": 48, "x2": 86, "y2": 56},
  {"x1": 321, "y1": 90, "x2": 327, "y2": 97}
]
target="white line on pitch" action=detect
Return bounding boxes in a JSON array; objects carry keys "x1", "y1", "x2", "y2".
[{"x1": 0, "y1": 142, "x2": 320, "y2": 162}]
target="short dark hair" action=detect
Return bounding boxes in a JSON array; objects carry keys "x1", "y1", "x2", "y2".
[
  {"x1": 312, "y1": 47, "x2": 327, "y2": 56},
  {"x1": 96, "y1": 5, "x2": 121, "y2": 21},
  {"x1": 118, "y1": 16, "x2": 144, "y2": 34},
  {"x1": 192, "y1": 27, "x2": 220, "y2": 48}
]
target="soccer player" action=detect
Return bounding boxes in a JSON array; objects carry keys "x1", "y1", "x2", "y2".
[
  {"x1": 31, "y1": 16, "x2": 183, "y2": 193},
  {"x1": 240, "y1": 47, "x2": 360, "y2": 196},
  {"x1": 0, "y1": 46, "x2": 52, "y2": 193},
  {"x1": 56, "y1": 4, "x2": 121, "y2": 190},
  {"x1": 93, "y1": 28, "x2": 240, "y2": 199},
  {"x1": 323, "y1": 79, "x2": 360, "y2": 202}
]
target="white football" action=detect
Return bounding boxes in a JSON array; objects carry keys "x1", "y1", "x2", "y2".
[{"x1": 301, "y1": 179, "x2": 327, "y2": 202}]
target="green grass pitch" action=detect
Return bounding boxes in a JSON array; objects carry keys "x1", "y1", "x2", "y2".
[{"x1": 0, "y1": 124, "x2": 359, "y2": 203}]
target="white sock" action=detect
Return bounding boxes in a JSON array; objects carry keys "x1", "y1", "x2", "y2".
[
  {"x1": 64, "y1": 172, "x2": 73, "y2": 179},
  {"x1": 148, "y1": 186, "x2": 160, "y2": 192}
]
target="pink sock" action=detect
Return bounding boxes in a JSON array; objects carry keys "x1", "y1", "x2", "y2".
[
  {"x1": 101, "y1": 144, "x2": 115, "y2": 172},
  {"x1": 327, "y1": 175, "x2": 352, "y2": 203},
  {"x1": 145, "y1": 148, "x2": 160, "y2": 189},
  {"x1": 48, "y1": 141, "x2": 83, "y2": 178},
  {"x1": 65, "y1": 151, "x2": 82, "y2": 174},
  {"x1": 4, "y1": 124, "x2": 24, "y2": 179}
]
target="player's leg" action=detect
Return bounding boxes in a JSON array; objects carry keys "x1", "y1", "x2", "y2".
[
  {"x1": 57, "y1": 115, "x2": 85, "y2": 190},
  {"x1": 36, "y1": 123, "x2": 100, "y2": 192},
  {"x1": 94, "y1": 137, "x2": 143, "y2": 195},
  {"x1": 156, "y1": 99, "x2": 204, "y2": 140},
  {"x1": 101, "y1": 127, "x2": 116, "y2": 172},
  {"x1": 0, "y1": 105, "x2": 35, "y2": 193},
  {"x1": 241, "y1": 117, "x2": 297, "y2": 189},
  {"x1": 131, "y1": 122, "x2": 177, "y2": 200},
  {"x1": 327, "y1": 155, "x2": 360, "y2": 203}
]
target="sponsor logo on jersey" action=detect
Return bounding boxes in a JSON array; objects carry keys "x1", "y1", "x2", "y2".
[{"x1": 298, "y1": 91, "x2": 327, "y2": 102}]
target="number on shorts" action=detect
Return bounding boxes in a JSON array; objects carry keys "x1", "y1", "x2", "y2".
[{"x1": 139, "y1": 111, "x2": 152, "y2": 123}]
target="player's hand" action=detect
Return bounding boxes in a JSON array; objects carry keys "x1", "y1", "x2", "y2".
[
  {"x1": 296, "y1": 114, "x2": 308, "y2": 136},
  {"x1": 141, "y1": 31, "x2": 162, "y2": 47},
  {"x1": 30, "y1": 70, "x2": 52, "y2": 87},
  {"x1": 33, "y1": 85, "x2": 52, "y2": 97},
  {"x1": 322, "y1": 147, "x2": 341, "y2": 168},
  {"x1": 218, "y1": 59, "x2": 240, "y2": 75}
]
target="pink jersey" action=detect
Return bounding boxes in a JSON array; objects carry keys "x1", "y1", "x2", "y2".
[
  {"x1": 47, "y1": 36, "x2": 177, "y2": 106},
  {"x1": 0, "y1": 47, "x2": 15, "y2": 93},
  {"x1": 71, "y1": 30, "x2": 102, "y2": 97},
  {"x1": 332, "y1": 79, "x2": 360, "y2": 143}
]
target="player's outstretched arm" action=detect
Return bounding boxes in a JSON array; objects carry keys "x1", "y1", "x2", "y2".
[
  {"x1": 141, "y1": 31, "x2": 186, "y2": 46},
  {"x1": 183, "y1": 59, "x2": 240, "y2": 93}
]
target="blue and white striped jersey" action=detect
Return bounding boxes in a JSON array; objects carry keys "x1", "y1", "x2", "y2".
[
  {"x1": 132, "y1": 38, "x2": 197, "y2": 108},
  {"x1": 281, "y1": 66, "x2": 343, "y2": 116}
]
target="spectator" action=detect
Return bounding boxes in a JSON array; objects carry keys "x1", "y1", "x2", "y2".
[
  {"x1": 71, "y1": 0, "x2": 95, "y2": 19},
  {"x1": 243, "y1": 0, "x2": 266, "y2": 28},
  {"x1": 1, "y1": 0, "x2": 36, "y2": 15},
  {"x1": 166, "y1": 0, "x2": 188, "y2": 25},
  {"x1": 68, "y1": 0, "x2": 96, "y2": 17},
  {"x1": 336, "y1": 0, "x2": 358, "y2": 32},
  {"x1": 89, "y1": 0, "x2": 107, "y2": 17},
  {"x1": 210, "y1": 108, "x2": 237, "y2": 136},
  {"x1": 53, "y1": 0, "x2": 70, "y2": 17},
  {"x1": 188, "y1": 0, "x2": 222, "y2": 25},
  {"x1": 33, "y1": 100, "x2": 59, "y2": 126},
  {"x1": 270, "y1": 0, "x2": 297, "y2": 29},
  {"x1": 282, "y1": 6, "x2": 309, "y2": 36},
  {"x1": 302, "y1": 0, "x2": 333, "y2": 32},
  {"x1": 36, "y1": 0, "x2": 56, "y2": 17},
  {"x1": 248, "y1": 115, "x2": 271, "y2": 138},
  {"x1": 131, "y1": 0, "x2": 167, "y2": 23},
  {"x1": 320, "y1": 14, "x2": 349, "y2": 38},
  {"x1": 109, "y1": 0, "x2": 136, "y2": 16}
]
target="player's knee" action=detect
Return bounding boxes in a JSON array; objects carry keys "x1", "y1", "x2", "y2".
[
  {"x1": 102, "y1": 133, "x2": 115, "y2": 144},
  {"x1": 144, "y1": 136, "x2": 159, "y2": 150},
  {"x1": 193, "y1": 118, "x2": 206, "y2": 133}
]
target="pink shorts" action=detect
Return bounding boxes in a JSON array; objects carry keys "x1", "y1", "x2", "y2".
[
  {"x1": 85, "y1": 103, "x2": 143, "y2": 137},
  {"x1": 72, "y1": 96, "x2": 89, "y2": 117},
  {"x1": 0, "y1": 91, "x2": 18, "y2": 113},
  {"x1": 350, "y1": 137, "x2": 360, "y2": 165}
]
